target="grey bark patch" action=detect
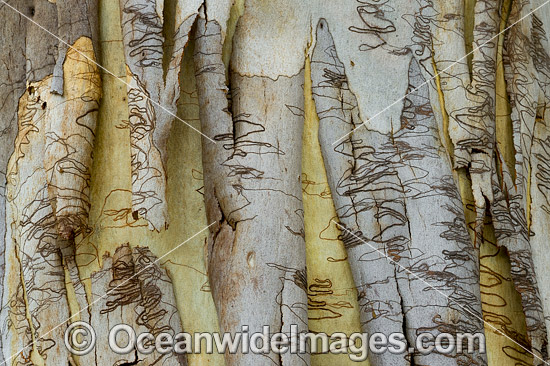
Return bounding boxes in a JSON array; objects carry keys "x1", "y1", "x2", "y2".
[
  {"x1": 194, "y1": 16, "x2": 309, "y2": 366},
  {"x1": 119, "y1": 0, "x2": 197, "y2": 231},
  {"x1": 51, "y1": 0, "x2": 99, "y2": 94},
  {"x1": 84, "y1": 244, "x2": 187, "y2": 366},
  {"x1": 311, "y1": 19, "x2": 488, "y2": 366},
  {"x1": 0, "y1": 6, "x2": 28, "y2": 364},
  {"x1": 0, "y1": 0, "x2": 101, "y2": 363}
]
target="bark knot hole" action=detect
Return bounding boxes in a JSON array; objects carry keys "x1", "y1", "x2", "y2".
[{"x1": 247, "y1": 251, "x2": 256, "y2": 269}]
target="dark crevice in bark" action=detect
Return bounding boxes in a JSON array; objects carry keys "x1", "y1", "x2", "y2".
[
  {"x1": 395, "y1": 269, "x2": 414, "y2": 366},
  {"x1": 464, "y1": 0, "x2": 476, "y2": 76},
  {"x1": 162, "y1": 0, "x2": 178, "y2": 81},
  {"x1": 118, "y1": 348, "x2": 140, "y2": 366}
]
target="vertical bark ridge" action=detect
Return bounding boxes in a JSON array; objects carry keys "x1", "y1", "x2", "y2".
[
  {"x1": 0, "y1": 1, "x2": 101, "y2": 364},
  {"x1": 311, "y1": 19, "x2": 408, "y2": 366},
  {"x1": 492, "y1": 0, "x2": 550, "y2": 362},
  {"x1": 431, "y1": 0, "x2": 501, "y2": 168},
  {"x1": 194, "y1": 11, "x2": 310, "y2": 365},
  {"x1": 119, "y1": 0, "x2": 198, "y2": 231},
  {"x1": 311, "y1": 19, "x2": 488, "y2": 366},
  {"x1": 0, "y1": 1, "x2": 29, "y2": 362},
  {"x1": 83, "y1": 244, "x2": 187, "y2": 365}
]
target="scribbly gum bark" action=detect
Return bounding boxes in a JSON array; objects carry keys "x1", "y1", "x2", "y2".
[
  {"x1": 432, "y1": 3, "x2": 550, "y2": 361},
  {"x1": 0, "y1": 0, "x2": 101, "y2": 364},
  {"x1": 194, "y1": 12, "x2": 309, "y2": 365},
  {"x1": 1, "y1": 1, "x2": 183, "y2": 366},
  {"x1": 311, "y1": 19, "x2": 487, "y2": 365},
  {"x1": 309, "y1": 0, "x2": 550, "y2": 364},
  {"x1": 81, "y1": 244, "x2": 186, "y2": 365},
  {"x1": 302, "y1": 56, "x2": 364, "y2": 366},
  {"x1": 1, "y1": 0, "x2": 199, "y2": 362},
  {"x1": 2, "y1": 0, "x2": 550, "y2": 366},
  {"x1": 0, "y1": 5, "x2": 27, "y2": 364},
  {"x1": 432, "y1": 0, "x2": 501, "y2": 167},
  {"x1": 0, "y1": 38, "x2": 100, "y2": 366},
  {"x1": 119, "y1": 0, "x2": 210, "y2": 231},
  {"x1": 489, "y1": 0, "x2": 550, "y2": 363}
]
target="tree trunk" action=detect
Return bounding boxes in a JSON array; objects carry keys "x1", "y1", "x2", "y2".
[{"x1": 1, "y1": 0, "x2": 550, "y2": 366}]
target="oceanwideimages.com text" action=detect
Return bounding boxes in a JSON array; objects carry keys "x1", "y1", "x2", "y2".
[{"x1": 65, "y1": 322, "x2": 486, "y2": 362}]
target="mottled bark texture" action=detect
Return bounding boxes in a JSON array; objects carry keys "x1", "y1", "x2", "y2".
[
  {"x1": 307, "y1": 0, "x2": 550, "y2": 364},
  {"x1": 194, "y1": 13, "x2": 309, "y2": 366},
  {"x1": 2, "y1": 0, "x2": 550, "y2": 366},
  {"x1": 82, "y1": 244, "x2": 187, "y2": 366},
  {"x1": 311, "y1": 19, "x2": 487, "y2": 366},
  {"x1": 0, "y1": 0, "x2": 101, "y2": 364},
  {"x1": 119, "y1": 0, "x2": 197, "y2": 231},
  {"x1": 490, "y1": 0, "x2": 550, "y2": 361}
]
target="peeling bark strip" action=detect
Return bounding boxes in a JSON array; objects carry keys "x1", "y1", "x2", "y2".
[
  {"x1": 430, "y1": 0, "x2": 503, "y2": 245},
  {"x1": 81, "y1": 244, "x2": 186, "y2": 366},
  {"x1": 432, "y1": 0, "x2": 501, "y2": 167},
  {"x1": 194, "y1": 14, "x2": 310, "y2": 366},
  {"x1": 492, "y1": 0, "x2": 550, "y2": 362},
  {"x1": 307, "y1": 0, "x2": 550, "y2": 363},
  {"x1": 0, "y1": 3, "x2": 27, "y2": 363},
  {"x1": 119, "y1": 0, "x2": 198, "y2": 231},
  {"x1": 0, "y1": 0, "x2": 100, "y2": 365},
  {"x1": 311, "y1": 19, "x2": 487, "y2": 366}
]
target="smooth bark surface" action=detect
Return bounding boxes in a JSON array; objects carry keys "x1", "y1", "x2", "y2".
[{"x1": 195, "y1": 14, "x2": 309, "y2": 365}]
